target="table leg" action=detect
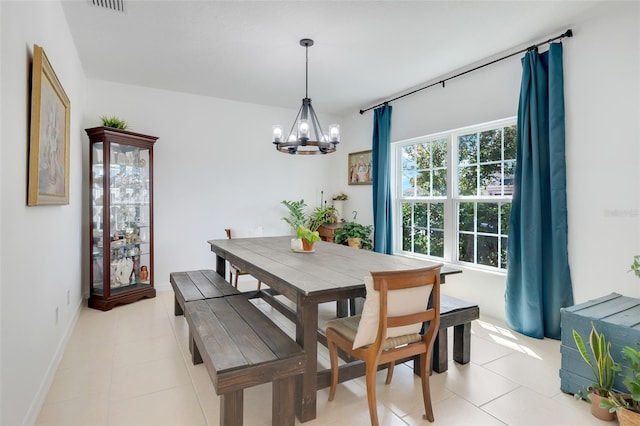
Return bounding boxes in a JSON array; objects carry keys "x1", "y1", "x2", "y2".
[
  {"x1": 295, "y1": 298, "x2": 318, "y2": 422},
  {"x1": 215, "y1": 254, "x2": 226, "y2": 280}
]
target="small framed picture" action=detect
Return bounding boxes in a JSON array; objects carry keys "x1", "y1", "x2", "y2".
[
  {"x1": 27, "y1": 44, "x2": 70, "y2": 206},
  {"x1": 348, "y1": 150, "x2": 372, "y2": 185}
]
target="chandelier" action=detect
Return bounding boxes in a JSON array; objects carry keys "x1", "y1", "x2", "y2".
[{"x1": 272, "y1": 39, "x2": 340, "y2": 155}]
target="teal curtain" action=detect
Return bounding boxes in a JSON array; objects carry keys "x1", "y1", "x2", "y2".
[
  {"x1": 372, "y1": 104, "x2": 393, "y2": 254},
  {"x1": 505, "y1": 43, "x2": 573, "y2": 339}
]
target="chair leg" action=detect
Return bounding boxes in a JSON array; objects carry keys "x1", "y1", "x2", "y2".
[
  {"x1": 327, "y1": 336, "x2": 339, "y2": 401},
  {"x1": 365, "y1": 362, "x2": 380, "y2": 426},
  {"x1": 234, "y1": 271, "x2": 239, "y2": 288},
  {"x1": 419, "y1": 352, "x2": 435, "y2": 422},
  {"x1": 385, "y1": 361, "x2": 395, "y2": 385},
  {"x1": 257, "y1": 280, "x2": 261, "y2": 290}
]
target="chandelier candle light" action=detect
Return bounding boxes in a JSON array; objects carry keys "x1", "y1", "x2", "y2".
[{"x1": 273, "y1": 39, "x2": 340, "y2": 155}]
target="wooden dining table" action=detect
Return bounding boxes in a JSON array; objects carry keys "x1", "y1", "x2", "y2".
[{"x1": 208, "y1": 236, "x2": 459, "y2": 423}]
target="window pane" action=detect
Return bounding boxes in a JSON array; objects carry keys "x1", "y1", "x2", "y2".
[
  {"x1": 480, "y1": 163, "x2": 502, "y2": 196},
  {"x1": 415, "y1": 143, "x2": 431, "y2": 169},
  {"x1": 416, "y1": 171, "x2": 431, "y2": 196},
  {"x1": 433, "y1": 169, "x2": 446, "y2": 196},
  {"x1": 458, "y1": 202, "x2": 474, "y2": 232},
  {"x1": 480, "y1": 129, "x2": 501, "y2": 162},
  {"x1": 458, "y1": 165, "x2": 477, "y2": 196},
  {"x1": 402, "y1": 202, "x2": 412, "y2": 251},
  {"x1": 501, "y1": 203, "x2": 511, "y2": 234},
  {"x1": 430, "y1": 230, "x2": 444, "y2": 257},
  {"x1": 414, "y1": 229, "x2": 428, "y2": 255},
  {"x1": 477, "y1": 203, "x2": 498, "y2": 233},
  {"x1": 402, "y1": 171, "x2": 416, "y2": 197},
  {"x1": 504, "y1": 161, "x2": 515, "y2": 196},
  {"x1": 501, "y1": 236, "x2": 508, "y2": 269},
  {"x1": 431, "y1": 202, "x2": 444, "y2": 230},
  {"x1": 458, "y1": 133, "x2": 477, "y2": 165},
  {"x1": 432, "y1": 139, "x2": 447, "y2": 168},
  {"x1": 414, "y1": 203, "x2": 428, "y2": 228},
  {"x1": 478, "y1": 235, "x2": 498, "y2": 267},
  {"x1": 459, "y1": 233, "x2": 474, "y2": 262},
  {"x1": 504, "y1": 125, "x2": 517, "y2": 159},
  {"x1": 402, "y1": 146, "x2": 418, "y2": 170}
]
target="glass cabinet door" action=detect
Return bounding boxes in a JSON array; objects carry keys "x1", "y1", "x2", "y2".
[
  {"x1": 108, "y1": 142, "x2": 151, "y2": 292},
  {"x1": 91, "y1": 142, "x2": 105, "y2": 296}
]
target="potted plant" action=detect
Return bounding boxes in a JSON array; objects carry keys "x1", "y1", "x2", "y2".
[
  {"x1": 605, "y1": 346, "x2": 640, "y2": 425},
  {"x1": 282, "y1": 201, "x2": 335, "y2": 251},
  {"x1": 100, "y1": 115, "x2": 128, "y2": 129},
  {"x1": 296, "y1": 226, "x2": 320, "y2": 251},
  {"x1": 573, "y1": 324, "x2": 618, "y2": 421},
  {"x1": 334, "y1": 221, "x2": 373, "y2": 250}
]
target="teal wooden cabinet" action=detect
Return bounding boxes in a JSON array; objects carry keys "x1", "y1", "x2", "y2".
[{"x1": 560, "y1": 293, "x2": 640, "y2": 395}]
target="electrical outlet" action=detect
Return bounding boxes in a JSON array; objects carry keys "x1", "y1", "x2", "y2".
[
  {"x1": 55, "y1": 307, "x2": 59, "y2": 325},
  {"x1": 67, "y1": 290, "x2": 70, "y2": 305}
]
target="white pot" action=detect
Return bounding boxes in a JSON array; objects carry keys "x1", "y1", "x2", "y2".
[
  {"x1": 333, "y1": 200, "x2": 345, "y2": 221},
  {"x1": 291, "y1": 238, "x2": 303, "y2": 251}
]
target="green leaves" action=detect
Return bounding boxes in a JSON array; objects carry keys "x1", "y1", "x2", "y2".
[
  {"x1": 572, "y1": 324, "x2": 616, "y2": 397},
  {"x1": 100, "y1": 115, "x2": 128, "y2": 129}
]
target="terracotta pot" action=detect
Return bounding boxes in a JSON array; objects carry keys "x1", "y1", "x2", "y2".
[
  {"x1": 588, "y1": 392, "x2": 615, "y2": 422},
  {"x1": 347, "y1": 237, "x2": 361, "y2": 248},
  {"x1": 301, "y1": 239, "x2": 315, "y2": 251},
  {"x1": 617, "y1": 407, "x2": 640, "y2": 426}
]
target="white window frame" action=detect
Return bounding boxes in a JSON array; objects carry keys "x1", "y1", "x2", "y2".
[{"x1": 392, "y1": 117, "x2": 516, "y2": 272}]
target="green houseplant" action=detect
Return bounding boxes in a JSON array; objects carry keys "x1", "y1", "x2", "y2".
[
  {"x1": 334, "y1": 221, "x2": 373, "y2": 250},
  {"x1": 606, "y1": 346, "x2": 640, "y2": 425},
  {"x1": 573, "y1": 324, "x2": 618, "y2": 421},
  {"x1": 100, "y1": 115, "x2": 128, "y2": 129},
  {"x1": 282, "y1": 200, "x2": 335, "y2": 251},
  {"x1": 281, "y1": 199, "x2": 307, "y2": 232}
]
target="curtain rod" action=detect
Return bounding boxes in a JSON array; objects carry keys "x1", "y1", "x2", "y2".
[{"x1": 359, "y1": 28, "x2": 573, "y2": 115}]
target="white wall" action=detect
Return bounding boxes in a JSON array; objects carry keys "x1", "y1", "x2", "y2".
[
  {"x1": 84, "y1": 80, "x2": 341, "y2": 291},
  {"x1": 0, "y1": 1, "x2": 87, "y2": 425},
  {"x1": 336, "y1": 1, "x2": 640, "y2": 320}
]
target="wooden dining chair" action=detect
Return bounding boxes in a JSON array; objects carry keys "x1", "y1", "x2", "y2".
[
  {"x1": 325, "y1": 265, "x2": 442, "y2": 425},
  {"x1": 224, "y1": 227, "x2": 263, "y2": 289}
]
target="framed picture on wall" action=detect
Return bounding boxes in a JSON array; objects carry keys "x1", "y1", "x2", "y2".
[
  {"x1": 348, "y1": 150, "x2": 372, "y2": 185},
  {"x1": 27, "y1": 44, "x2": 70, "y2": 206}
]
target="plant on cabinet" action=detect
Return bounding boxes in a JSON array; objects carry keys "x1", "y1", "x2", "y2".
[{"x1": 333, "y1": 221, "x2": 373, "y2": 250}]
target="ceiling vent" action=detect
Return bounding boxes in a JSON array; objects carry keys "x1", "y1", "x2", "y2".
[{"x1": 90, "y1": 0, "x2": 125, "y2": 13}]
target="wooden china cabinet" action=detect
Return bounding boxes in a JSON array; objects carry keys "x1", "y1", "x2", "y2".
[{"x1": 86, "y1": 127, "x2": 158, "y2": 310}]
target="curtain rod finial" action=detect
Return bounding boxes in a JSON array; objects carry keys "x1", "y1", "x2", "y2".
[{"x1": 565, "y1": 29, "x2": 573, "y2": 38}]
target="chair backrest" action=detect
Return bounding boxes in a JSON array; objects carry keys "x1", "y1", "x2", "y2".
[
  {"x1": 225, "y1": 226, "x2": 263, "y2": 239},
  {"x1": 370, "y1": 265, "x2": 441, "y2": 347}
]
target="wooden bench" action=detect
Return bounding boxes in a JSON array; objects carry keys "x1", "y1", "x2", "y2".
[
  {"x1": 170, "y1": 269, "x2": 240, "y2": 316},
  {"x1": 184, "y1": 295, "x2": 306, "y2": 426},
  {"x1": 414, "y1": 294, "x2": 480, "y2": 375}
]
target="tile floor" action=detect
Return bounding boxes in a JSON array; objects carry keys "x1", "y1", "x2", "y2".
[{"x1": 36, "y1": 282, "x2": 612, "y2": 425}]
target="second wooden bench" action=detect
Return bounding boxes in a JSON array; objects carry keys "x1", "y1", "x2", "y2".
[{"x1": 185, "y1": 295, "x2": 305, "y2": 426}]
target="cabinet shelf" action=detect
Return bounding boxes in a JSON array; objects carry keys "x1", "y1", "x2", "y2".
[{"x1": 87, "y1": 127, "x2": 158, "y2": 311}]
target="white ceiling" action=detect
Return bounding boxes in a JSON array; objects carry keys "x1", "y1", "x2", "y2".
[{"x1": 61, "y1": 0, "x2": 606, "y2": 116}]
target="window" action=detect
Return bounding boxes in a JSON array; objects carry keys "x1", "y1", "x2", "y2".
[{"x1": 394, "y1": 118, "x2": 516, "y2": 271}]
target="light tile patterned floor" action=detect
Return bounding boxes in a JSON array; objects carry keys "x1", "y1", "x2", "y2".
[{"x1": 36, "y1": 282, "x2": 613, "y2": 425}]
